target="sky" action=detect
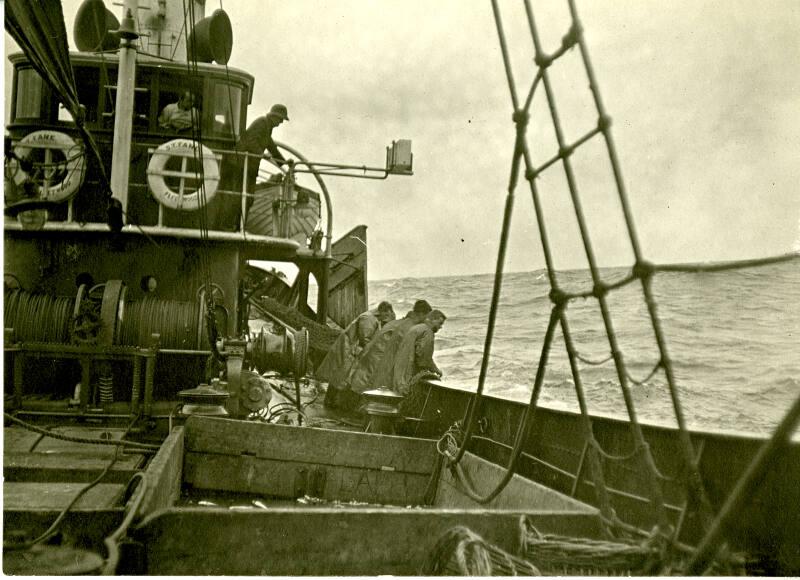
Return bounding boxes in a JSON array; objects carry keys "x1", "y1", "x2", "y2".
[{"x1": 5, "y1": 0, "x2": 800, "y2": 280}]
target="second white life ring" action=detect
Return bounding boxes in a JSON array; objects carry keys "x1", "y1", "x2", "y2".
[
  {"x1": 147, "y1": 139, "x2": 220, "y2": 211},
  {"x1": 6, "y1": 130, "x2": 87, "y2": 202}
]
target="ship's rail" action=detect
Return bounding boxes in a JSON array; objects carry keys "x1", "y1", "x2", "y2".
[
  {"x1": 412, "y1": 377, "x2": 800, "y2": 573},
  {"x1": 4, "y1": 141, "x2": 320, "y2": 254}
]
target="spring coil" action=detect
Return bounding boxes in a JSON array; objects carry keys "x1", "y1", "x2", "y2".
[
  {"x1": 118, "y1": 297, "x2": 203, "y2": 349},
  {"x1": 4, "y1": 289, "x2": 73, "y2": 343},
  {"x1": 98, "y1": 374, "x2": 114, "y2": 404},
  {"x1": 131, "y1": 357, "x2": 142, "y2": 408}
]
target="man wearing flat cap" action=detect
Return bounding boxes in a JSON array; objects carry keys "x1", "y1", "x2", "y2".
[
  {"x1": 216, "y1": 104, "x2": 290, "y2": 229},
  {"x1": 238, "y1": 103, "x2": 289, "y2": 172}
]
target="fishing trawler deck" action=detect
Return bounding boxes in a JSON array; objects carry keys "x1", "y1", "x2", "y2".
[
  {"x1": 4, "y1": 403, "x2": 604, "y2": 575},
  {"x1": 5, "y1": 0, "x2": 800, "y2": 575}
]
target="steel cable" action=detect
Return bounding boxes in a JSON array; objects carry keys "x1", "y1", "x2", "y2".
[
  {"x1": 119, "y1": 297, "x2": 200, "y2": 349},
  {"x1": 5, "y1": 289, "x2": 72, "y2": 343}
]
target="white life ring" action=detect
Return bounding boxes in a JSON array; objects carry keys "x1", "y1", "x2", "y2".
[
  {"x1": 147, "y1": 139, "x2": 219, "y2": 211},
  {"x1": 7, "y1": 130, "x2": 86, "y2": 202}
]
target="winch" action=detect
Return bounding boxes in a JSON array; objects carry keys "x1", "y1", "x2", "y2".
[
  {"x1": 361, "y1": 386, "x2": 404, "y2": 434},
  {"x1": 177, "y1": 381, "x2": 230, "y2": 416}
]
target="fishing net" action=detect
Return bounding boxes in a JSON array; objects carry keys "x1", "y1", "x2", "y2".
[
  {"x1": 519, "y1": 517, "x2": 665, "y2": 575},
  {"x1": 252, "y1": 295, "x2": 340, "y2": 352}
]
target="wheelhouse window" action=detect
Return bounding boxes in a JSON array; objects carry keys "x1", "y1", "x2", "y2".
[
  {"x1": 14, "y1": 68, "x2": 44, "y2": 119},
  {"x1": 101, "y1": 69, "x2": 153, "y2": 130},
  {"x1": 157, "y1": 80, "x2": 203, "y2": 134},
  {"x1": 210, "y1": 82, "x2": 242, "y2": 138},
  {"x1": 71, "y1": 66, "x2": 101, "y2": 125}
]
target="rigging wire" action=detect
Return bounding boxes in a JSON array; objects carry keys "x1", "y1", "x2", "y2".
[
  {"x1": 451, "y1": 0, "x2": 798, "y2": 543},
  {"x1": 439, "y1": 0, "x2": 746, "y2": 535},
  {"x1": 219, "y1": 19, "x2": 248, "y2": 230},
  {"x1": 169, "y1": 12, "x2": 187, "y2": 61},
  {"x1": 654, "y1": 252, "x2": 799, "y2": 274},
  {"x1": 446, "y1": 304, "x2": 562, "y2": 504},
  {"x1": 521, "y1": 3, "x2": 675, "y2": 533},
  {"x1": 564, "y1": 0, "x2": 715, "y2": 531},
  {"x1": 181, "y1": 0, "x2": 222, "y2": 358}
]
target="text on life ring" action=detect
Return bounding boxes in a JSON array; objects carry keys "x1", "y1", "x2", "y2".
[
  {"x1": 147, "y1": 139, "x2": 220, "y2": 211},
  {"x1": 6, "y1": 130, "x2": 86, "y2": 202}
]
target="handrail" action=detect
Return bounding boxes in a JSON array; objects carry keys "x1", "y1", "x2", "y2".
[{"x1": 274, "y1": 141, "x2": 333, "y2": 259}]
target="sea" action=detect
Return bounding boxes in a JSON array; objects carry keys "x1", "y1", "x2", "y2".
[{"x1": 369, "y1": 259, "x2": 799, "y2": 436}]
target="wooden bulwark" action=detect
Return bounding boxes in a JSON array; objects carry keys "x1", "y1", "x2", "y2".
[
  {"x1": 435, "y1": 451, "x2": 599, "y2": 513},
  {"x1": 412, "y1": 379, "x2": 800, "y2": 575},
  {"x1": 139, "y1": 426, "x2": 184, "y2": 517},
  {"x1": 136, "y1": 508, "x2": 605, "y2": 575}
]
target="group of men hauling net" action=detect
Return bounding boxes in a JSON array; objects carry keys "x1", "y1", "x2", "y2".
[{"x1": 316, "y1": 300, "x2": 447, "y2": 414}]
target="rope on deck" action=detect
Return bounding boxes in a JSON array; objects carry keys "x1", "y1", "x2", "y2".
[
  {"x1": 519, "y1": 516, "x2": 665, "y2": 575},
  {"x1": 420, "y1": 526, "x2": 540, "y2": 576},
  {"x1": 3, "y1": 412, "x2": 161, "y2": 451}
]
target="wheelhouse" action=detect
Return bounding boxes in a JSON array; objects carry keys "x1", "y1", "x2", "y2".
[{"x1": 5, "y1": 52, "x2": 303, "y2": 233}]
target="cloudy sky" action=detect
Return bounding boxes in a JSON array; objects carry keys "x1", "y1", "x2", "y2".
[{"x1": 5, "y1": 1, "x2": 800, "y2": 280}]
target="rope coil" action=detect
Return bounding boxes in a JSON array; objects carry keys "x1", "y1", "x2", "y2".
[
  {"x1": 519, "y1": 517, "x2": 665, "y2": 575},
  {"x1": 421, "y1": 526, "x2": 540, "y2": 576}
]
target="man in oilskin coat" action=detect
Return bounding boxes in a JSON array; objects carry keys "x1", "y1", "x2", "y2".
[
  {"x1": 349, "y1": 299, "x2": 433, "y2": 394},
  {"x1": 390, "y1": 309, "x2": 446, "y2": 396},
  {"x1": 237, "y1": 103, "x2": 289, "y2": 188},
  {"x1": 318, "y1": 301, "x2": 395, "y2": 409}
]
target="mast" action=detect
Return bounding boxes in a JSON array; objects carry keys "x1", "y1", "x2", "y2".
[
  {"x1": 109, "y1": 0, "x2": 207, "y2": 214},
  {"x1": 109, "y1": 0, "x2": 139, "y2": 215}
]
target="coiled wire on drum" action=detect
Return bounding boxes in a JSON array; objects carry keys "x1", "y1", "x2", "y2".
[
  {"x1": 4, "y1": 289, "x2": 73, "y2": 343},
  {"x1": 117, "y1": 297, "x2": 203, "y2": 349},
  {"x1": 249, "y1": 328, "x2": 310, "y2": 377}
]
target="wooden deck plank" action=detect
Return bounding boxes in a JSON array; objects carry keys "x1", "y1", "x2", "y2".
[
  {"x1": 3, "y1": 427, "x2": 43, "y2": 452},
  {"x1": 4, "y1": 453, "x2": 143, "y2": 471},
  {"x1": 3, "y1": 454, "x2": 140, "y2": 483},
  {"x1": 4, "y1": 483, "x2": 126, "y2": 510},
  {"x1": 4, "y1": 426, "x2": 138, "y2": 458}
]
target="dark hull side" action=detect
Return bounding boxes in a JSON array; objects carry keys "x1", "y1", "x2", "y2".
[{"x1": 408, "y1": 379, "x2": 800, "y2": 574}]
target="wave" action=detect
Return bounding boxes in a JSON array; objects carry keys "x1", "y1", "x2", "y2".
[{"x1": 370, "y1": 261, "x2": 799, "y2": 433}]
